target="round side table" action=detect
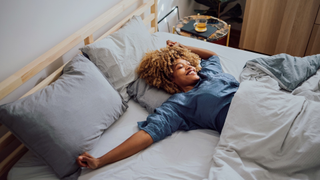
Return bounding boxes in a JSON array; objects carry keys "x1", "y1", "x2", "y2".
[{"x1": 174, "y1": 15, "x2": 230, "y2": 45}]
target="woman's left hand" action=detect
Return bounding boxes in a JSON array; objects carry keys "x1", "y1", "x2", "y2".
[
  {"x1": 167, "y1": 40, "x2": 217, "y2": 59},
  {"x1": 166, "y1": 40, "x2": 185, "y2": 48},
  {"x1": 166, "y1": 40, "x2": 176, "y2": 46}
]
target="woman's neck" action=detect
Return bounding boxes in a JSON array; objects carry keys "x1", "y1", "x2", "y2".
[
  {"x1": 181, "y1": 80, "x2": 199, "y2": 92},
  {"x1": 182, "y1": 86, "x2": 194, "y2": 92}
]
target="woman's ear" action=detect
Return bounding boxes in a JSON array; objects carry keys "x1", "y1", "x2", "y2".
[
  {"x1": 169, "y1": 73, "x2": 173, "y2": 80},
  {"x1": 169, "y1": 73, "x2": 175, "y2": 82}
]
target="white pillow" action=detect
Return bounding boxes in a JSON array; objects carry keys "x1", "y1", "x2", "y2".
[{"x1": 80, "y1": 15, "x2": 159, "y2": 101}]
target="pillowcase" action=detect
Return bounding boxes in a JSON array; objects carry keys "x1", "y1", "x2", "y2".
[
  {"x1": 80, "y1": 15, "x2": 159, "y2": 102},
  {"x1": 0, "y1": 54, "x2": 127, "y2": 179},
  {"x1": 127, "y1": 78, "x2": 171, "y2": 114}
]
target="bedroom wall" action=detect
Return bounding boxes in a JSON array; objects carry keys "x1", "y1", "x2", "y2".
[
  {"x1": 157, "y1": 0, "x2": 206, "y2": 33},
  {"x1": 0, "y1": 0, "x2": 202, "y2": 105}
]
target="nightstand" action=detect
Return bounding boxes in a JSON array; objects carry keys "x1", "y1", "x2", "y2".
[{"x1": 173, "y1": 15, "x2": 231, "y2": 46}]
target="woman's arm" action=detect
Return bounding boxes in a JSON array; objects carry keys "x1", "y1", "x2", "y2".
[
  {"x1": 167, "y1": 40, "x2": 217, "y2": 59},
  {"x1": 77, "y1": 130, "x2": 153, "y2": 169}
]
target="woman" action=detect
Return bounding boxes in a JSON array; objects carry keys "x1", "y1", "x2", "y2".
[{"x1": 76, "y1": 40, "x2": 239, "y2": 169}]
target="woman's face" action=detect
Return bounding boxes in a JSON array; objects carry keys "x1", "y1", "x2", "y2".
[{"x1": 171, "y1": 59, "x2": 200, "y2": 91}]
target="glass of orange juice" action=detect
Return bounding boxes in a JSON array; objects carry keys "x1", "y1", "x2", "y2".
[{"x1": 194, "y1": 18, "x2": 207, "y2": 32}]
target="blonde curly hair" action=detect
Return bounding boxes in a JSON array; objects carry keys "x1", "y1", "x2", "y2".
[{"x1": 137, "y1": 46, "x2": 201, "y2": 94}]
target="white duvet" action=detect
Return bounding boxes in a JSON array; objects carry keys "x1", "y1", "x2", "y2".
[{"x1": 207, "y1": 67, "x2": 320, "y2": 180}]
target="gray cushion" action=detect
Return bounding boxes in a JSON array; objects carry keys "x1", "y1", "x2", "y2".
[
  {"x1": 127, "y1": 78, "x2": 171, "y2": 114},
  {"x1": 80, "y1": 15, "x2": 159, "y2": 102},
  {"x1": 0, "y1": 54, "x2": 127, "y2": 179}
]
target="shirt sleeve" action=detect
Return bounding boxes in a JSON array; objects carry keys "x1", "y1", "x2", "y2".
[
  {"x1": 200, "y1": 55, "x2": 223, "y2": 76},
  {"x1": 137, "y1": 101, "x2": 188, "y2": 143}
]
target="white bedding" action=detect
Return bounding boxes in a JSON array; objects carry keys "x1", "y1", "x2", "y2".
[
  {"x1": 207, "y1": 64, "x2": 320, "y2": 179},
  {"x1": 8, "y1": 32, "x2": 267, "y2": 180}
]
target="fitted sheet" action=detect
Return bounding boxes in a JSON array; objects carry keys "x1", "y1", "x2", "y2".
[{"x1": 8, "y1": 32, "x2": 266, "y2": 180}]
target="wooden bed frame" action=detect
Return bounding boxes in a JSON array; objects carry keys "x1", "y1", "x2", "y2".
[{"x1": 0, "y1": 0, "x2": 157, "y2": 177}]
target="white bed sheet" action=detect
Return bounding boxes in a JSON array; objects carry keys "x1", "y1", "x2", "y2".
[{"x1": 8, "y1": 32, "x2": 266, "y2": 180}]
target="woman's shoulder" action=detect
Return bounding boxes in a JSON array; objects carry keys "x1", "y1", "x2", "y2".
[{"x1": 199, "y1": 55, "x2": 222, "y2": 76}]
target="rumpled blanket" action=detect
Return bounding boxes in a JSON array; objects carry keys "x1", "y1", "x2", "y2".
[
  {"x1": 243, "y1": 53, "x2": 320, "y2": 91},
  {"x1": 206, "y1": 54, "x2": 320, "y2": 180}
]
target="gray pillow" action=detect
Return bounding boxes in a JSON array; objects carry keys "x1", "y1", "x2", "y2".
[
  {"x1": 127, "y1": 78, "x2": 171, "y2": 114},
  {"x1": 0, "y1": 54, "x2": 127, "y2": 179},
  {"x1": 80, "y1": 15, "x2": 158, "y2": 102}
]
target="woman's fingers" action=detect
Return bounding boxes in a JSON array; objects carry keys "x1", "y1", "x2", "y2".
[
  {"x1": 77, "y1": 152, "x2": 96, "y2": 168},
  {"x1": 77, "y1": 153, "x2": 100, "y2": 169},
  {"x1": 166, "y1": 40, "x2": 185, "y2": 48},
  {"x1": 81, "y1": 156, "x2": 93, "y2": 169},
  {"x1": 76, "y1": 156, "x2": 88, "y2": 167},
  {"x1": 166, "y1": 40, "x2": 177, "y2": 46}
]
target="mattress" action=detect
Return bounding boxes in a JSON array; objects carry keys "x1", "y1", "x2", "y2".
[{"x1": 8, "y1": 32, "x2": 266, "y2": 180}]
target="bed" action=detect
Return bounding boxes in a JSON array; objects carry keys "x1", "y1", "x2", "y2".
[{"x1": 1, "y1": 0, "x2": 320, "y2": 180}]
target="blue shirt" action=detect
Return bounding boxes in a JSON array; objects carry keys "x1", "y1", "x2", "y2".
[{"x1": 137, "y1": 56, "x2": 239, "y2": 142}]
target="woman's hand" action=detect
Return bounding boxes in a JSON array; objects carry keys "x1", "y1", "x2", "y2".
[
  {"x1": 75, "y1": 130, "x2": 153, "y2": 170},
  {"x1": 166, "y1": 40, "x2": 217, "y2": 59},
  {"x1": 166, "y1": 40, "x2": 185, "y2": 48},
  {"x1": 76, "y1": 152, "x2": 100, "y2": 169}
]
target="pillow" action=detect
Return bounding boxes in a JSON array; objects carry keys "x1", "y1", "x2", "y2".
[
  {"x1": 80, "y1": 15, "x2": 159, "y2": 102},
  {"x1": 127, "y1": 78, "x2": 171, "y2": 114},
  {"x1": 0, "y1": 54, "x2": 127, "y2": 179}
]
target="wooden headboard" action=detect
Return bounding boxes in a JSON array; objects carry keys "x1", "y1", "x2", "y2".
[{"x1": 0, "y1": 0, "x2": 157, "y2": 177}]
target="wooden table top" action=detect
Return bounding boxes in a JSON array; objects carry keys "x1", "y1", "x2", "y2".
[{"x1": 175, "y1": 15, "x2": 229, "y2": 42}]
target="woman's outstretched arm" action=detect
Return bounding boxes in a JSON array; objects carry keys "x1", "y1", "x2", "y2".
[
  {"x1": 167, "y1": 40, "x2": 217, "y2": 59},
  {"x1": 76, "y1": 130, "x2": 153, "y2": 169}
]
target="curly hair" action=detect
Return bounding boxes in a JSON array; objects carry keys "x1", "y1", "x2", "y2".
[{"x1": 137, "y1": 46, "x2": 201, "y2": 94}]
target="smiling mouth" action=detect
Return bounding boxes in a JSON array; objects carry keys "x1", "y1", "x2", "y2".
[{"x1": 186, "y1": 70, "x2": 196, "y2": 75}]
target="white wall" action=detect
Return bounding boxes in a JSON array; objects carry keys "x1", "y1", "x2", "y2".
[
  {"x1": 0, "y1": 0, "x2": 202, "y2": 105},
  {"x1": 157, "y1": 0, "x2": 205, "y2": 33}
]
